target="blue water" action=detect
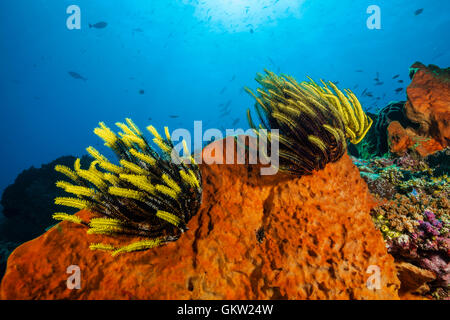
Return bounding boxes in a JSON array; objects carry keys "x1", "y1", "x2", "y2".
[{"x1": 0, "y1": 0, "x2": 449, "y2": 197}]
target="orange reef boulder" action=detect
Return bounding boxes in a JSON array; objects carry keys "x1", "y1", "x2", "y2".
[
  {"x1": 387, "y1": 62, "x2": 449, "y2": 156},
  {"x1": 0, "y1": 138, "x2": 400, "y2": 299},
  {"x1": 387, "y1": 121, "x2": 444, "y2": 157}
]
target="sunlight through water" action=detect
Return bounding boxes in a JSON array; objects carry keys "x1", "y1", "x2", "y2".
[{"x1": 182, "y1": 0, "x2": 306, "y2": 32}]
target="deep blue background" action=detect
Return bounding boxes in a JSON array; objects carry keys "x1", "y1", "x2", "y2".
[{"x1": 0, "y1": 0, "x2": 449, "y2": 206}]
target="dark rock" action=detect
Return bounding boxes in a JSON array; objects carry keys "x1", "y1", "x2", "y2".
[{"x1": 0, "y1": 155, "x2": 91, "y2": 243}]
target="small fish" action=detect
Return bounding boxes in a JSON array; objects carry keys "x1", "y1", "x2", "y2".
[
  {"x1": 375, "y1": 82, "x2": 384, "y2": 86},
  {"x1": 392, "y1": 74, "x2": 400, "y2": 79},
  {"x1": 374, "y1": 72, "x2": 380, "y2": 82},
  {"x1": 169, "y1": 115, "x2": 179, "y2": 119},
  {"x1": 366, "y1": 92, "x2": 373, "y2": 97},
  {"x1": 414, "y1": 8, "x2": 424, "y2": 16},
  {"x1": 361, "y1": 88, "x2": 367, "y2": 96},
  {"x1": 132, "y1": 28, "x2": 143, "y2": 33},
  {"x1": 68, "y1": 71, "x2": 87, "y2": 81},
  {"x1": 398, "y1": 80, "x2": 404, "y2": 83},
  {"x1": 232, "y1": 118, "x2": 240, "y2": 126},
  {"x1": 220, "y1": 87, "x2": 227, "y2": 94},
  {"x1": 89, "y1": 22, "x2": 108, "y2": 29},
  {"x1": 148, "y1": 117, "x2": 152, "y2": 121},
  {"x1": 139, "y1": 89, "x2": 145, "y2": 94},
  {"x1": 250, "y1": 29, "x2": 254, "y2": 34},
  {"x1": 332, "y1": 81, "x2": 339, "y2": 85},
  {"x1": 355, "y1": 70, "x2": 364, "y2": 73},
  {"x1": 230, "y1": 75, "x2": 236, "y2": 82},
  {"x1": 268, "y1": 57, "x2": 276, "y2": 66},
  {"x1": 395, "y1": 87, "x2": 404, "y2": 93}
]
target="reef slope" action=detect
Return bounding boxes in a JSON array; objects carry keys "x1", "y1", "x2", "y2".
[{"x1": 0, "y1": 138, "x2": 400, "y2": 299}]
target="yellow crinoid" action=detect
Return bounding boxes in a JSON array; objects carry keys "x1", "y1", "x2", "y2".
[
  {"x1": 245, "y1": 70, "x2": 372, "y2": 175},
  {"x1": 53, "y1": 118, "x2": 202, "y2": 256},
  {"x1": 302, "y1": 77, "x2": 373, "y2": 144}
]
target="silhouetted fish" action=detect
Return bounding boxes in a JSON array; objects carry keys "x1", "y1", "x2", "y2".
[
  {"x1": 395, "y1": 88, "x2": 404, "y2": 93},
  {"x1": 355, "y1": 70, "x2": 363, "y2": 73},
  {"x1": 139, "y1": 89, "x2": 145, "y2": 94},
  {"x1": 68, "y1": 71, "x2": 87, "y2": 81},
  {"x1": 398, "y1": 80, "x2": 404, "y2": 83},
  {"x1": 232, "y1": 118, "x2": 240, "y2": 126},
  {"x1": 133, "y1": 28, "x2": 143, "y2": 33},
  {"x1": 392, "y1": 74, "x2": 400, "y2": 79},
  {"x1": 250, "y1": 29, "x2": 254, "y2": 34},
  {"x1": 374, "y1": 72, "x2": 380, "y2": 82},
  {"x1": 89, "y1": 22, "x2": 108, "y2": 29},
  {"x1": 366, "y1": 92, "x2": 373, "y2": 97},
  {"x1": 268, "y1": 57, "x2": 276, "y2": 66},
  {"x1": 220, "y1": 111, "x2": 231, "y2": 117},
  {"x1": 169, "y1": 115, "x2": 179, "y2": 119},
  {"x1": 220, "y1": 87, "x2": 227, "y2": 94},
  {"x1": 414, "y1": 8, "x2": 424, "y2": 16},
  {"x1": 375, "y1": 82, "x2": 384, "y2": 86}
]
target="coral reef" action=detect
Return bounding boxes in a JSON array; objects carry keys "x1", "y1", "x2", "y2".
[
  {"x1": 373, "y1": 101, "x2": 418, "y2": 156},
  {"x1": 388, "y1": 121, "x2": 444, "y2": 157},
  {"x1": 385, "y1": 63, "x2": 449, "y2": 157},
  {"x1": 359, "y1": 62, "x2": 449, "y2": 158},
  {"x1": 245, "y1": 70, "x2": 372, "y2": 175},
  {"x1": 52, "y1": 119, "x2": 202, "y2": 256},
  {"x1": 405, "y1": 62, "x2": 450, "y2": 148},
  {"x1": 396, "y1": 262, "x2": 436, "y2": 296},
  {"x1": 353, "y1": 149, "x2": 449, "y2": 299},
  {"x1": 1, "y1": 64, "x2": 447, "y2": 300},
  {"x1": 426, "y1": 147, "x2": 450, "y2": 177},
  {"x1": 0, "y1": 138, "x2": 400, "y2": 300}
]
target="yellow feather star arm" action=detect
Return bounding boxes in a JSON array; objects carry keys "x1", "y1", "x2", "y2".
[
  {"x1": 52, "y1": 212, "x2": 83, "y2": 224},
  {"x1": 55, "y1": 197, "x2": 91, "y2": 209},
  {"x1": 156, "y1": 210, "x2": 181, "y2": 227},
  {"x1": 55, "y1": 165, "x2": 79, "y2": 182},
  {"x1": 108, "y1": 186, "x2": 145, "y2": 201},
  {"x1": 111, "y1": 239, "x2": 163, "y2": 256}
]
